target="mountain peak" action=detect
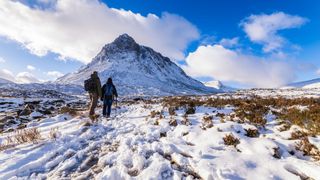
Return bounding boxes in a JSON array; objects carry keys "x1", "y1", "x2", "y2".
[{"x1": 110, "y1": 33, "x2": 138, "y2": 50}]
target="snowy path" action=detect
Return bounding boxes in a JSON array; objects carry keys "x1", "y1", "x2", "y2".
[{"x1": 0, "y1": 102, "x2": 320, "y2": 179}]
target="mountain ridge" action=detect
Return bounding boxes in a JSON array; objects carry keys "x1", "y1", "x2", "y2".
[
  {"x1": 284, "y1": 78, "x2": 320, "y2": 89},
  {"x1": 57, "y1": 34, "x2": 219, "y2": 96}
]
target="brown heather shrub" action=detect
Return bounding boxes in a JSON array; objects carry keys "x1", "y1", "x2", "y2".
[
  {"x1": 223, "y1": 133, "x2": 240, "y2": 147},
  {"x1": 60, "y1": 106, "x2": 78, "y2": 116},
  {"x1": 295, "y1": 137, "x2": 320, "y2": 161},
  {"x1": 169, "y1": 118, "x2": 178, "y2": 127},
  {"x1": 150, "y1": 110, "x2": 161, "y2": 118},
  {"x1": 162, "y1": 96, "x2": 320, "y2": 134},
  {"x1": 244, "y1": 128, "x2": 260, "y2": 138},
  {"x1": 168, "y1": 106, "x2": 177, "y2": 116},
  {"x1": 201, "y1": 115, "x2": 213, "y2": 129},
  {"x1": 216, "y1": 113, "x2": 225, "y2": 118},
  {"x1": 154, "y1": 119, "x2": 159, "y2": 126},
  {"x1": 289, "y1": 130, "x2": 309, "y2": 140},
  {"x1": 181, "y1": 115, "x2": 191, "y2": 126},
  {"x1": 185, "y1": 106, "x2": 196, "y2": 115}
]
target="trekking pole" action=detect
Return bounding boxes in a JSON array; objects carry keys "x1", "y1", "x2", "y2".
[{"x1": 115, "y1": 97, "x2": 118, "y2": 118}]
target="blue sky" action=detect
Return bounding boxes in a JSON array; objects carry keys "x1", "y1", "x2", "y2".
[{"x1": 0, "y1": 0, "x2": 319, "y2": 87}]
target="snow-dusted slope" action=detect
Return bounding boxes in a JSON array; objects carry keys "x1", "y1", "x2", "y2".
[
  {"x1": 0, "y1": 83, "x2": 84, "y2": 96},
  {"x1": 0, "y1": 78, "x2": 14, "y2": 84},
  {"x1": 56, "y1": 34, "x2": 218, "y2": 96},
  {"x1": 284, "y1": 78, "x2": 320, "y2": 89},
  {"x1": 204, "y1": 80, "x2": 236, "y2": 92}
]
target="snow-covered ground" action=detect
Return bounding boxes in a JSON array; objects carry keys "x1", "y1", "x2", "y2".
[{"x1": 0, "y1": 88, "x2": 320, "y2": 179}]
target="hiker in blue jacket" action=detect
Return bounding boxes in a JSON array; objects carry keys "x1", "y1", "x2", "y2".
[{"x1": 101, "y1": 78, "x2": 118, "y2": 118}]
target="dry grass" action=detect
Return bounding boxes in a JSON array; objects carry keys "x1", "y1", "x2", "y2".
[
  {"x1": 201, "y1": 115, "x2": 213, "y2": 129},
  {"x1": 60, "y1": 106, "x2": 78, "y2": 116},
  {"x1": 168, "y1": 106, "x2": 176, "y2": 116},
  {"x1": 244, "y1": 128, "x2": 260, "y2": 138},
  {"x1": 150, "y1": 110, "x2": 161, "y2": 118},
  {"x1": 295, "y1": 137, "x2": 320, "y2": 161},
  {"x1": 223, "y1": 133, "x2": 240, "y2": 147},
  {"x1": 162, "y1": 96, "x2": 320, "y2": 134},
  {"x1": 169, "y1": 118, "x2": 178, "y2": 127},
  {"x1": 0, "y1": 128, "x2": 42, "y2": 151},
  {"x1": 289, "y1": 130, "x2": 309, "y2": 140},
  {"x1": 49, "y1": 127, "x2": 59, "y2": 140},
  {"x1": 11, "y1": 128, "x2": 41, "y2": 144}
]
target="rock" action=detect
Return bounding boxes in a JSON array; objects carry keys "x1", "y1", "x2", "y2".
[
  {"x1": 0, "y1": 122, "x2": 5, "y2": 130},
  {"x1": 17, "y1": 124, "x2": 27, "y2": 129},
  {"x1": 0, "y1": 102, "x2": 14, "y2": 105},
  {"x1": 39, "y1": 109, "x2": 52, "y2": 115},
  {"x1": 24, "y1": 100, "x2": 41, "y2": 105},
  {"x1": 7, "y1": 119, "x2": 17, "y2": 125},
  {"x1": 30, "y1": 112, "x2": 43, "y2": 119},
  {"x1": 1, "y1": 116, "x2": 14, "y2": 122},
  {"x1": 19, "y1": 104, "x2": 34, "y2": 116}
]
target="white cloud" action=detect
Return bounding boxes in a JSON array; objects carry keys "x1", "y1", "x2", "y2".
[
  {"x1": 16, "y1": 72, "x2": 40, "y2": 83},
  {"x1": 240, "y1": 12, "x2": 307, "y2": 53},
  {"x1": 0, "y1": 0, "x2": 199, "y2": 63},
  {"x1": 27, "y1": 65, "x2": 36, "y2": 71},
  {"x1": 317, "y1": 69, "x2": 320, "y2": 75},
  {"x1": 0, "y1": 68, "x2": 41, "y2": 83},
  {"x1": 219, "y1": 37, "x2": 239, "y2": 48},
  {"x1": 183, "y1": 45, "x2": 295, "y2": 88},
  {"x1": 0, "y1": 57, "x2": 5, "y2": 63},
  {"x1": 0, "y1": 69, "x2": 15, "y2": 82},
  {"x1": 47, "y1": 71, "x2": 64, "y2": 79}
]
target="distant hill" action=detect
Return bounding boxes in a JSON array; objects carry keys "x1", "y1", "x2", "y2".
[
  {"x1": 204, "y1": 80, "x2": 236, "y2": 92},
  {"x1": 284, "y1": 78, "x2": 320, "y2": 89},
  {"x1": 0, "y1": 78, "x2": 14, "y2": 84}
]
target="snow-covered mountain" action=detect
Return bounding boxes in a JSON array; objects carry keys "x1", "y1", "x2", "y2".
[
  {"x1": 0, "y1": 78, "x2": 14, "y2": 84},
  {"x1": 204, "y1": 80, "x2": 236, "y2": 92},
  {"x1": 0, "y1": 83, "x2": 84, "y2": 97},
  {"x1": 57, "y1": 34, "x2": 218, "y2": 96},
  {"x1": 284, "y1": 78, "x2": 320, "y2": 89}
]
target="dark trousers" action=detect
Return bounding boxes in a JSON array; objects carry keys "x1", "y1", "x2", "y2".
[{"x1": 103, "y1": 98, "x2": 113, "y2": 117}]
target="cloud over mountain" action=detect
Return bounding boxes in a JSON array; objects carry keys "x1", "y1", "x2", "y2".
[
  {"x1": 183, "y1": 45, "x2": 295, "y2": 88},
  {"x1": 0, "y1": 0, "x2": 199, "y2": 63}
]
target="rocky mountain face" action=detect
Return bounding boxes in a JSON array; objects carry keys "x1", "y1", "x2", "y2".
[{"x1": 56, "y1": 34, "x2": 218, "y2": 96}]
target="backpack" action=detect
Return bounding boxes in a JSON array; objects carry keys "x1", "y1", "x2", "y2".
[
  {"x1": 84, "y1": 78, "x2": 96, "y2": 92},
  {"x1": 104, "y1": 84, "x2": 114, "y2": 99}
]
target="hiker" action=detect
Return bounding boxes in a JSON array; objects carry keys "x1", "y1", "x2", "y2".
[
  {"x1": 101, "y1": 78, "x2": 118, "y2": 118},
  {"x1": 84, "y1": 71, "x2": 102, "y2": 117}
]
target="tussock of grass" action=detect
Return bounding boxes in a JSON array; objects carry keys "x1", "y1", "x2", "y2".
[
  {"x1": 223, "y1": 133, "x2": 240, "y2": 147},
  {"x1": 201, "y1": 115, "x2": 213, "y2": 129},
  {"x1": 0, "y1": 128, "x2": 42, "y2": 151},
  {"x1": 60, "y1": 106, "x2": 78, "y2": 116},
  {"x1": 244, "y1": 128, "x2": 260, "y2": 138},
  {"x1": 295, "y1": 137, "x2": 320, "y2": 161},
  {"x1": 49, "y1": 127, "x2": 59, "y2": 140}
]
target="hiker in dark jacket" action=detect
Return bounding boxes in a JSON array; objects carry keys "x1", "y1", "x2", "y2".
[
  {"x1": 87, "y1": 71, "x2": 102, "y2": 117},
  {"x1": 101, "y1": 78, "x2": 118, "y2": 118}
]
